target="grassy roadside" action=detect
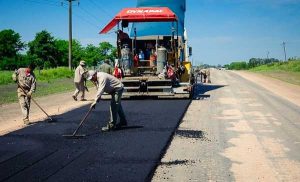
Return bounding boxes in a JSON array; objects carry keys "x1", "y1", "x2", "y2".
[
  {"x1": 249, "y1": 61, "x2": 300, "y2": 86},
  {"x1": 0, "y1": 78, "x2": 94, "y2": 105},
  {"x1": 0, "y1": 67, "x2": 73, "y2": 85},
  {"x1": 0, "y1": 67, "x2": 95, "y2": 105},
  {"x1": 0, "y1": 78, "x2": 74, "y2": 105}
]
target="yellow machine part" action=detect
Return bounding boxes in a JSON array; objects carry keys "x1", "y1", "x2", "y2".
[{"x1": 181, "y1": 61, "x2": 192, "y2": 82}]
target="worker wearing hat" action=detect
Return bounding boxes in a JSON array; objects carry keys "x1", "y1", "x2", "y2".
[
  {"x1": 12, "y1": 63, "x2": 36, "y2": 125},
  {"x1": 72, "y1": 60, "x2": 87, "y2": 101},
  {"x1": 99, "y1": 59, "x2": 114, "y2": 75},
  {"x1": 86, "y1": 70, "x2": 127, "y2": 132}
]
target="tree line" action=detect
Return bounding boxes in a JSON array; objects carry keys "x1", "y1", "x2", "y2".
[
  {"x1": 0, "y1": 29, "x2": 117, "y2": 70},
  {"x1": 226, "y1": 57, "x2": 287, "y2": 70}
]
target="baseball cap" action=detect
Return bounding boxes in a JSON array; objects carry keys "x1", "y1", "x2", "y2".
[
  {"x1": 79, "y1": 60, "x2": 86, "y2": 66},
  {"x1": 87, "y1": 70, "x2": 96, "y2": 80}
]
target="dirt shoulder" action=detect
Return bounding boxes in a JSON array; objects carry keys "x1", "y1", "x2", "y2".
[
  {"x1": 233, "y1": 70, "x2": 300, "y2": 107},
  {"x1": 0, "y1": 88, "x2": 97, "y2": 135}
]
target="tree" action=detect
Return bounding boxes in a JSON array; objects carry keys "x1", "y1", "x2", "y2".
[
  {"x1": 28, "y1": 30, "x2": 57, "y2": 68},
  {"x1": 99, "y1": 42, "x2": 114, "y2": 59},
  {"x1": 72, "y1": 40, "x2": 84, "y2": 68},
  {"x1": 228, "y1": 61, "x2": 248, "y2": 70},
  {"x1": 248, "y1": 58, "x2": 260, "y2": 68},
  {"x1": 0, "y1": 29, "x2": 25, "y2": 59},
  {"x1": 54, "y1": 39, "x2": 69, "y2": 66},
  {"x1": 98, "y1": 42, "x2": 117, "y2": 65},
  {"x1": 84, "y1": 44, "x2": 101, "y2": 67}
]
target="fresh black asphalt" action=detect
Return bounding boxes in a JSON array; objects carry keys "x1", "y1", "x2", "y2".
[{"x1": 0, "y1": 99, "x2": 190, "y2": 182}]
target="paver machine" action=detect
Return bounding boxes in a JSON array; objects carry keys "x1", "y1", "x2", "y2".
[{"x1": 100, "y1": 0, "x2": 194, "y2": 99}]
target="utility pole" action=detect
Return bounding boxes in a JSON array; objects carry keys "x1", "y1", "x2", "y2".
[
  {"x1": 267, "y1": 51, "x2": 269, "y2": 59},
  {"x1": 282, "y1": 42, "x2": 287, "y2": 61},
  {"x1": 65, "y1": 0, "x2": 77, "y2": 70}
]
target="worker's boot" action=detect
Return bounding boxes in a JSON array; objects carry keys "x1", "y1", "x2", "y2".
[
  {"x1": 23, "y1": 118, "x2": 30, "y2": 125},
  {"x1": 101, "y1": 123, "x2": 116, "y2": 132},
  {"x1": 72, "y1": 95, "x2": 77, "y2": 101},
  {"x1": 116, "y1": 120, "x2": 127, "y2": 128}
]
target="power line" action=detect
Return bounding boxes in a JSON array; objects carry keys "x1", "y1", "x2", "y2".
[
  {"x1": 78, "y1": 5, "x2": 100, "y2": 23},
  {"x1": 88, "y1": 0, "x2": 114, "y2": 18},
  {"x1": 61, "y1": 4, "x2": 99, "y2": 30}
]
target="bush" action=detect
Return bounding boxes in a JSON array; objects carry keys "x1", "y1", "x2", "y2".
[
  {"x1": 228, "y1": 61, "x2": 248, "y2": 70},
  {"x1": 37, "y1": 67, "x2": 74, "y2": 81},
  {"x1": 0, "y1": 71, "x2": 14, "y2": 85},
  {"x1": 0, "y1": 56, "x2": 30, "y2": 70}
]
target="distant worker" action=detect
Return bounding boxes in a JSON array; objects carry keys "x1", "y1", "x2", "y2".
[
  {"x1": 138, "y1": 49, "x2": 145, "y2": 60},
  {"x1": 12, "y1": 63, "x2": 36, "y2": 125},
  {"x1": 149, "y1": 49, "x2": 157, "y2": 67},
  {"x1": 121, "y1": 44, "x2": 132, "y2": 75},
  {"x1": 133, "y1": 54, "x2": 139, "y2": 67},
  {"x1": 72, "y1": 60, "x2": 87, "y2": 101},
  {"x1": 200, "y1": 69, "x2": 211, "y2": 83},
  {"x1": 99, "y1": 59, "x2": 113, "y2": 74},
  {"x1": 118, "y1": 30, "x2": 130, "y2": 45},
  {"x1": 113, "y1": 60, "x2": 124, "y2": 79},
  {"x1": 86, "y1": 70, "x2": 127, "y2": 132}
]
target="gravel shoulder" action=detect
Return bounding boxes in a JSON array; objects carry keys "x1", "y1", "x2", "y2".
[
  {"x1": 152, "y1": 69, "x2": 300, "y2": 181},
  {"x1": 233, "y1": 70, "x2": 300, "y2": 107}
]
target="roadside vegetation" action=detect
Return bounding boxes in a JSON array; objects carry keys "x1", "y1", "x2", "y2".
[
  {"x1": 226, "y1": 58, "x2": 300, "y2": 86},
  {"x1": 0, "y1": 28, "x2": 115, "y2": 105},
  {"x1": 0, "y1": 67, "x2": 73, "y2": 85},
  {"x1": 1, "y1": 67, "x2": 74, "y2": 104},
  {"x1": 0, "y1": 29, "x2": 116, "y2": 70},
  {"x1": 0, "y1": 67, "x2": 94, "y2": 105}
]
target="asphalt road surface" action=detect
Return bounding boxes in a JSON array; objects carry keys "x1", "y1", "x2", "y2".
[
  {"x1": 1, "y1": 69, "x2": 300, "y2": 182},
  {"x1": 152, "y1": 69, "x2": 300, "y2": 181},
  {"x1": 0, "y1": 99, "x2": 190, "y2": 182}
]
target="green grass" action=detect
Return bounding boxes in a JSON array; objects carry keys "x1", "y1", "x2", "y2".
[
  {"x1": 0, "y1": 67, "x2": 95, "y2": 105},
  {"x1": 0, "y1": 78, "x2": 74, "y2": 104},
  {"x1": 249, "y1": 61, "x2": 300, "y2": 86},
  {"x1": 250, "y1": 61, "x2": 300, "y2": 72},
  {"x1": 0, "y1": 67, "x2": 74, "y2": 85},
  {"x1": 0, "y1": 78, "x2": 94, "y2": 105},
  {"x1": 0, "y1": 67, "x2": 75, "y2": 104},
  {"x1": 0, "y1": 71, "x2": 14, "y2": 85}
]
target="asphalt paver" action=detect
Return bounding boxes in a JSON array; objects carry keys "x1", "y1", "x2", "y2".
[{"x1": 0, "y1": 99, "x2": 190, "y2": 182}]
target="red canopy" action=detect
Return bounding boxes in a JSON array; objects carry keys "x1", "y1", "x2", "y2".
[{"x1": 100, "y1": 7, "x2": 177, "y2": 34}]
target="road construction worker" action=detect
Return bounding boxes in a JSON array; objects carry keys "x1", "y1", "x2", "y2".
[
  {"x1": 200, "y1": 69, "x2": 211, "y2": 83},
  {"x1": 113, "y1": 60, "x2": 124, "y2": 80},
  {"x1": 72, "y1": 60, "x2": 87, "y2": 101},
  {"x1": 86, "y1": 70, "x2": 127, "y2": 132},
  {"x1": 99, "y1": 59, "x2": 113, "y2": 74},
  {"x1": 12, "y1": 63, "x2": 36, "y2": 125}
]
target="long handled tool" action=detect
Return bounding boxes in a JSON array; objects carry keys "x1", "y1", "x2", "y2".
[
  {"x1": 63, "y1": 107, "x2": 93, "y2": 139},
  {"x1": 17, "y1": 83, "x2": 56, "y2": 122}
]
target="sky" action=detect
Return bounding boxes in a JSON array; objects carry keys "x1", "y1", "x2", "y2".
[{"x1": 0, "y1": 0, "x2": 300, "y2": 66}]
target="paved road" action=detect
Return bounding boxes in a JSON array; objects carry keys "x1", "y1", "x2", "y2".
[
  {"x1": 0, "y1": 99, "x2": 190, "y2": 182},
  {"x1": 153, "y1": 69, "x2": 300, "y2": 181}
]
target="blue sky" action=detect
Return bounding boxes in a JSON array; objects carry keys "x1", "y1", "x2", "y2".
[{"x1": 0, "y1": 0, "x2": 299, "y2": 65}]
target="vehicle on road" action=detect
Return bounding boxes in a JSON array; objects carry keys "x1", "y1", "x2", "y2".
[{"x1": 100, "y1": 0, "x2": 194, "y2": 99}]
